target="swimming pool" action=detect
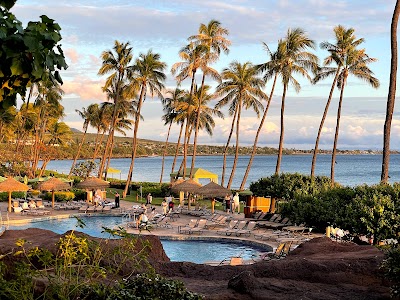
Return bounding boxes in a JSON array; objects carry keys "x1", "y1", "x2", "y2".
[
  {"x1": 161, "y1": 239, "x2": 266, "y2": 263},
  {"x1": 8, "y1": 216, "x2": 127, "y2": 239},
  {"x1": 8, "y1": 216, "x2": 269, "y2": 263}
]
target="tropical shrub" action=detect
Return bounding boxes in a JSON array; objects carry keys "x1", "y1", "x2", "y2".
[
  {"x1": 72, "y1": 188, "x2": 86, "y2": 201},
  {"x1": 381, "y1": 245, "x2": 400, "y2": 298},
  {"x1": 0, "y1": 222, "x2": 199, "y2": 299},
  {"x1": 279, "y1": 181, "x2": 400, "y2": 243},
  {"x1": 0, "y1": 191, "x2": 25, "y2": 201},
  {"x1": 249, "y1": 173, "x2": 334, "y2": 200},
  {"x1": 42, "y1": 191, "x2": 75, "y2": 202}
]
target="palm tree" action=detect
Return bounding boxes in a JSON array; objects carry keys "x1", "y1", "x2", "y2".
[
  {"x1": 123, "y1": 50, "x2": 166, "y2": 198},
  {"x1": 188, "y1": 20, "x2": 230, "y2": 177},
  {"x1": 159, "y1": 88, "x2": 184, "y2": 184},
  {"x1": 311, "y1": 25, "x2": 364, "y2": 178},
  {"x1": 240, "y1": 43, "x2": 277, "y2": 190},
  {"x1": 68, "y1": 104, "x2": 98, "y2": 178},
  {"x1": 31, "y1": 73, "x2": 64, "y2": 177},
  {"x1": 274, "y1": 28, "x2": 318, "y2": 174},
  {"x1": 171, "y1": 43, "x2": 208, "y2": 179},
  {"x1": 382, "y1": 0, "x2": 400, "y2": 183},
  {"x1": 92, "y1": 104, "x2": 110, "y2": 161},
  {"x1": 97, "y1": 41, "x2": 134, "y2": 179},
  {"x1": 215, "y1": 61, "x2": 264, "y2": 189},
  {"x1": 330, "y1": 49, "x2": 379, "y2": 185}
]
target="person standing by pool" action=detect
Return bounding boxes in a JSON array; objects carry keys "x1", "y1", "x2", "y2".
[
  {"x1": 161, "y1": 198, "x2": 168, "y2": 215},
  {"x1": 146, "y1": 193, "x2": 152, "y2": 206},
  {"x1": 233, "y1": 192, "x2": 240, "y2": 214},
  {"x1": 114, "y1": 191, "x2": 120, "y2": 208},
  {"x1": 224, "y1": 194, "x2": 231, "y2": 213}
]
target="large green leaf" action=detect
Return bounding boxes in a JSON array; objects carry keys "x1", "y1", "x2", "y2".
[{"x1": 0, "y1": 0, "x2": 16, "y2": 10}]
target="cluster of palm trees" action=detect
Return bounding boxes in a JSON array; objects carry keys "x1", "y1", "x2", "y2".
[
  {"x1": 0, "y1": 73, "x2": 72, "y2": 178},
  {"x1": 75, "y1": 20, "x2": 379, "y2": 193},
  {"x1": 1, "y1": 19, "x2": 381, "y2": 190}
]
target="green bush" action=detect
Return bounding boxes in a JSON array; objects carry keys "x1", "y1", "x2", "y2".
[
  {"x1": 0, "y1": 191, "x2": 25, "y2": 201},
  {"x1": 249, "y1": 173, "x2": 334, "y2": 200},
  {"x1": 382, "y1": 245, "x2": 400, "y2": 298},
  {"x1": 72, "y1": 188, "x2": 86, "y2": 201},
  {"x1": 106, "y1": 273, "x2": 203, "y2": 300},
  {"x1": 42, "y1": 191, "x2": 75, "y2": 202},
  {"x1": 279, "y1": 181, "x2": 400, "y2": 243},
  {"x1": 130, "y1": 182, "x2": 170, "y2": 197}
]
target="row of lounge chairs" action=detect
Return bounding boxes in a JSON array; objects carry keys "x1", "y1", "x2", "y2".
[
  {"x1": 78, "y1": 205, "x2": 112, "y2": 213},
  {"x1": 12, "y1": 200, "x2": 51, "y2": 215}
]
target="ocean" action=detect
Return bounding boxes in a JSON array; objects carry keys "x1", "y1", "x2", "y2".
[{"x1": 45, "y1": 154, "x2": 400, "y2": 189}]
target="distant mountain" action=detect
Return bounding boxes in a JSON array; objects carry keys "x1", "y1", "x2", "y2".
[{"x1": 70, "y1": 128, "x2": 82, "y2": 133}]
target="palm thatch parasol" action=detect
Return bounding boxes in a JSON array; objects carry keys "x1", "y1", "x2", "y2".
[
  {"x1": 170, "y1": 179, "x2": 202, "y2": 193},
  {"x1": 37, "y1": 177, "x2": 71, "y2": 208},
  {"x1": 0, "y1": 177, "x2": 30, "y2": 212},
  {"x1": 196, "y1": 181, "x2": 232, "y2": 213},
  {"x1": 76, "y1": 177, "x2": 110, "y2": 190},
  {"x1": 196, "y1": 181, "x2": 232, "y2": 198}
]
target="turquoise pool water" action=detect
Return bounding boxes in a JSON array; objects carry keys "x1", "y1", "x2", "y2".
[{"x1": 8, "y1": 217, "x2": 268, "y2": 263}]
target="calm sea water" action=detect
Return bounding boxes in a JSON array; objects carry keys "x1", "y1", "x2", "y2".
[{"x1": 45, "y1": 154, "x2": 400, "y2": 188}]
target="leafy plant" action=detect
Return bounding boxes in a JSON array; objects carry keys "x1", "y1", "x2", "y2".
[
  {"x1": 381, "y1": 245, "x2": 400, "y2": 298},
  {"x1": 0, "y1": 3, "x2": 68, "y2": 108}
]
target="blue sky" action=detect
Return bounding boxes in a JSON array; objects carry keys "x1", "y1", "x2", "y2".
[{"x1": 11, "y1": 0, "x2": 399, "y2": 150}]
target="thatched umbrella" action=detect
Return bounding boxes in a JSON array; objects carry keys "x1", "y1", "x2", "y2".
[
  {"x1": 76, "y1": 177, "x2": 110, "y2": 203},
  {"x1": 37, "y1": 177, "x2": 71, "y2": 208},
  {"x1": 76, "y1": 177, "x2": 110, "y2": 189},
  {"x1": 0, "y1": 177, "x2": 30, "y2": 212},
  {"x1": 170, "y1": 179, "x2": 202, "y2": 209},
  {"x1": 196, "y1": 181, "x2": 232, "y2": 198},
  {"x1": 196, "y1": 181, "x2": 232, "y2": 213},
  {"x1": 170, "y1": 179, "x2": 201, "y2": 193}
]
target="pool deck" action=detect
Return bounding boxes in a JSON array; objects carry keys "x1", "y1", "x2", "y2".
[{"x1": 0, "y1": 199, "x2": 322, "y2": 260}]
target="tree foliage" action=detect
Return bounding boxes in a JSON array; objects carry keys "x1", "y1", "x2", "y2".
[{"x1": 0, "y1": 2, "x2": 67, "y2": 109}]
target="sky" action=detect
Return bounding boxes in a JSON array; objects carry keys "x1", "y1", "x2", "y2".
[{"x1": 11, "y1": 0, "x2": 400, "y2": 150}]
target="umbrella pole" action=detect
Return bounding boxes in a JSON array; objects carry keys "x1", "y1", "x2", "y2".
[
  {"x1": 8, "y1": 191, "x2": 12, "y2": 212},
  {"x1": 52, "y1": 190, "x2": 55, "y2": 208}
]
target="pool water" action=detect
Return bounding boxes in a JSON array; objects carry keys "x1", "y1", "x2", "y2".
[
  {"x1": 8, "y1": 216, "x2": 126, "y2": 239},
  {"x1": 8, "y1": 217, "x2": 268, "y2": 263},
  {"x1": 161, "y1": 239, "x2": 266, "y2": 264}
]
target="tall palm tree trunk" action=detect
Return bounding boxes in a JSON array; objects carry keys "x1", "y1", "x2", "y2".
[
  {"x1": 171, "y1": 123, "x2": 184, "y2": 174},
  {"x1": 221, "y1": 109, "x2": 238, "y2": 187},
  {"x1": 382, "y1": 0, "x2": 400, "y2": 183},
  {"x1": 227, "y1": 100, "x2": 242, "y2": 189},
  {"x1": 98, "y1": 122, "x2": 116, "y2": 179},
  {"x1": 93, "y1": 130, "x2": 105, "y2": 161},
  {"x1": 123, "y1": 87, "x2": 146, "y2": 198},
  {"x1": 275, "y1": 85, "x2": 288, "y2": 174},
  {"x1": 331, "y1": 79, "x2": 347, "y2": 186},
  {"x1": 240, "y1": 75, "x2": 277, "y2": 190},
  {"x1": 311, "y1": 69, "x2": 341, "y2": 178},
  {"x1": 104, "y1": 134, "x2": 115, "y2": 180},
  {"x1": 190, "y1": 73, "x2": 206, "y2": 178},
  {"x1": 160, "y1": 122, "x2": 172, "y2": 184},
  {"x1": 182, "y1": 70, "x2": 197, "y2": 179},
  {"x1": 68, "y1": 129, "x2": 87, "y2": 178}
]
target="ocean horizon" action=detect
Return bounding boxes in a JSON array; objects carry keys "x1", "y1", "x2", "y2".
[{"x1": 45, "y1": 154, "x2": 400, "y2": 189}]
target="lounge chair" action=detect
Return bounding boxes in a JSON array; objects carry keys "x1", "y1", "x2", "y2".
[
  {"x1": 36, "y1": 200, "x2": 45, "y2": 209},
  {"x1": 86, "y1": 206, "x2": 96, "y2": 213},
  {"x1": 224, "y1": 220, "x2": 247, "y2": 236},
  {"x1": 255, "y1": 214, "x2": 282, "y2": 227},
  {"x1": 267, "y1": 217, "x2": 291, "y2": 230},
  {"x1": 78, "y1": 205, "x2": 88, "y2": 213},
  {"x1": 216, "y1": 220, "x2": 239, "y2": 235},
  {"x1": 234, "y1": 221, "x2": 257, "y2": 237},
  {"x1": 178, "y1": 219, "x2": 198, "y2": 234},
  {"x1": 187, "y1": 219, "x2": 207, "y2": 235},
  {"x1": 12, "y1": 201, "x2": 23, "y2": 213},
  {"x1": 252, "y1": 243, "x2": 285, "y2": 262},
  {"x1": 205, "y1": 216, "x2": 228, "y2": 229}
]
